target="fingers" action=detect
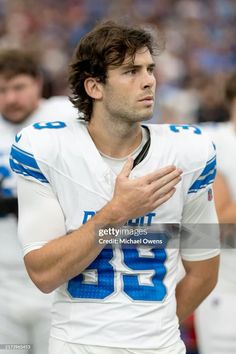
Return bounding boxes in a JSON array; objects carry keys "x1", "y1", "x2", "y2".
[
  {"x1": 112, "y1": 163, "x2": 182, "y2": 220},
  {"x1": 151, "y1": 175, "x2": 181, "y2": 200},
  {"x1": 149, "y1": 169, "x2": 182, "y2": 194},
  {"x1": 119, "y1": 157, "x2": 134, "y2": 178},
  {"x1": 141, "y1": 165, "x2": 178, "y2": 184},
  {"x1": 152, "y1": 188, "x2": 176, "y2": 209}
]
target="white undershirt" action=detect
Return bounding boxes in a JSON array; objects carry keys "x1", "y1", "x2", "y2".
[{"x1": 99, "y1": 126, "x2": 149, "y2": 175}]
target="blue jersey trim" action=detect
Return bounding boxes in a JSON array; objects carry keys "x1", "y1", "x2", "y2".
[
  {"x1": 188, "y1": 172, "x2": 216, "y2": 193},
  {"x1": 9, "y1": 145, "x2": 48, "y2": 183},
  {"x1": 201, "y1": 156, "x2": 216, "y2": 176},
  {"x1": 188, "y1": 155, "x2": 216, "y2": 194},
  {"x1": 9, "y1": 158, "x2": 49, "y2": 183},
  {"x1": 10, "y1": 145, "x2": 39, "y2": 169}
]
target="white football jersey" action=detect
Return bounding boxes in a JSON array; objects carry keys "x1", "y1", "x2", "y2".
[
  {"x1": 0, "y1": 96, "x2": 77, "y2": 285},
  {"x1": 203, "y1": 122, "x2": 236, "y2": 199},
  {"x1": 10, "y1": 120, "x2": 219, "y2": 349},
  {"x1": 202, "y1": 121, "x2": 236, "y2": 288}
]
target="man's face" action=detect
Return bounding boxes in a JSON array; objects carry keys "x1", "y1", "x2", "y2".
[
  {"x1": 101, "y1": 47, "x2": 156, "y2": 123},
  {"x1": 0, "y1": 74, "x2": 42, "y2": 124}
]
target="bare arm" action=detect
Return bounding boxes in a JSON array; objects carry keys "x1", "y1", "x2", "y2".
[
  {"x1": 213, "y1": 172, "x2": 236, "y2": 223},
  {"x1": 176, "y1": 255, "x2": 219, "y2": 323},
  {"x1": 21, "y1": 159, "x2": 182, "y2": 293}
]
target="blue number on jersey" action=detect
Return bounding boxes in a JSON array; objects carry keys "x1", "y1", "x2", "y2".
[
  {"x1": 169, "y1": 124, "x2": 201, "y2": 135},
  {"x1": 67, "y1": 246, "x2": 167, "y2": 302},
  {"x1": 122, "y1": 248, "x2": 167, "y2": 301},
  {"x1": 33, "y1": 121, "x2": 66, "y2": 130},
  {"x1": 67, "y1": 248, "x2": 114, "y2": 299}
]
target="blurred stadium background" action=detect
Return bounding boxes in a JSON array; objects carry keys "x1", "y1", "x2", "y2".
[
  {"x1": 0, "y1": 1, "x2": 236, "y2": 353},
  {"x1": 1, "y1": 0, "x2": 235, "y2": 126}
]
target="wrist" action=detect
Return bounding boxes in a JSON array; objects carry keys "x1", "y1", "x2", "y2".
[{"x1": 96, "y1": 201, "x2": 127, "y2": 226}]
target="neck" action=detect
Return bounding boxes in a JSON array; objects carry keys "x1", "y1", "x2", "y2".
[{"x1": 87, "y1": 115, "x2": 143, "y2": 158}]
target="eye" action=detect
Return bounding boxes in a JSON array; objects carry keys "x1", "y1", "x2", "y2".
[
  {"x1": 147, "y1": 67, "x2": 155, "y2": 74},
  {"x1": 124, "y1": 68, "x2": 137, "y2": 75}
]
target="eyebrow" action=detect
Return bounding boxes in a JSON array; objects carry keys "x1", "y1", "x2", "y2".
[{"x1": 121, "y1": 63, "x2": 156, "y2": 70}]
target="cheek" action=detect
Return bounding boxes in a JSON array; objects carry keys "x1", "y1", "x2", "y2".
[
  {"x1": 115, "y1": 94, "x2": 133, "y2": 110},
  {"x1": 105, "y1": 83, "x2": 135, "y2": 108},
  {"x1": 117, "y1": 90, "x2": 134, "y2": 104},
  {"x1": 20, "y1": 88, "x2": 39, "y2": 107}
]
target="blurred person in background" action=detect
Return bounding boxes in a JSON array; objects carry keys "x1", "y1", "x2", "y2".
[
  {"x1": 0, "y1": 49, "x2": 77, "y2": 354},
  {"x1": 195, "y1": 72, "x2": 236, "y2": 354},
  {"x1": 192, "y1": 73, "x2": 229, "y2": 124}
]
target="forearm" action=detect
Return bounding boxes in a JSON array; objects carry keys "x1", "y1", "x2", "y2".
[
  {"x1": 176, "y1": 268, "x2": 218, "y2": 323},
  {"x1": 25, "y1": 203, "x2": 122, "y2": 293},
  {"x1": 213, "y1": 173, "x2": 236, "y2": 223},
  {"x1": 217, "y1": 203, "x2": 236, "y2": 223}
]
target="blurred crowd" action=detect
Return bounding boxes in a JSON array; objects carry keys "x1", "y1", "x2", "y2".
[{"x1": 0, "y1": 0, "x2": 236, "y2": 124}]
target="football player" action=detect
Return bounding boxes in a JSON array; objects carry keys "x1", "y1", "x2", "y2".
[
  {"x1": 0, "y1": 48, "x2": 77, "y2": 354},
  {"x1": 10, "y1": 22, "x2": 220, "y2": 354},
  {"x1": 195, "y1": 73, "x2": 236, "y2": 354}
]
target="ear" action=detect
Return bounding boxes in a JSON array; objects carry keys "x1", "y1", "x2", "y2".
[{"x1": 84, "y1": 78, "x2": 103, "y2": 100}]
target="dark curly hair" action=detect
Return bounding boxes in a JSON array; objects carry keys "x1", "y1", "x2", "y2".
[{"x1": 69, "y1": 21, "x2": 162, "y2": 121}]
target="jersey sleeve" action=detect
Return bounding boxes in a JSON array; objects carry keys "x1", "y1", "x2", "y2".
[
  {"x1": 166, "y1": 124, "x2": 217, "y2": 202},
  {"x1": 180, "y1": 191, "x2": 220, "y2": 261},
  {"x1": 17, "y1": 176, "x2": 66, "y2": 256},
  {"x1": 9, "y1": 127, "x2": 49, "y2": 185},
  {"x1": 180, "y1": 131, "x2": 220, "y2": 261},
  {"x1": 186, "y1": 138, "x2": 216, "y2": 201},
  {"x1": 9, "y1": 126, "x2": 66, "y2": 255}
]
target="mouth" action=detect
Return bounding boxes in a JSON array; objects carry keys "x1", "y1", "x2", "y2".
[
  {"x1": 139, "y1": 95, "x2": 154, "y2": 101},
  {"x1": 6, "y1": 106, "x2": 23, "y2": 113},
  {"x1": 138, "y1": 96, "x2": 154, "y2": 105}
]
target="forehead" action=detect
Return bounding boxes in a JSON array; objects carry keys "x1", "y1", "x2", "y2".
[
  {"x1": 122, "y1": 47, "x2": 154, "y2": 66},
  {"x1": 0, "y1": 74, "x2": 37, "y2": 86}
]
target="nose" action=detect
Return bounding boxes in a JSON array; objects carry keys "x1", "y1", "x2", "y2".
[
  {"x1": 4, "y1": 89, "x2": 18, "y2": 105},
  {"x1": 141, "y1": 70, "x2": 156, "y2": 90}
]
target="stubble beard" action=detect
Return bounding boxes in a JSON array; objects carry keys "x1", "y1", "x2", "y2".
[
  {"x1": 106, "y1": 102, "x2": 154, "y2": 125},
  {"x1": 3, "y1": 106, "x2": 35, "y2": 124}
]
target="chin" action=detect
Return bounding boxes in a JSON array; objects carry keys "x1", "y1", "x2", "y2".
[
  {"x1": 141, "y1": 115, "x2": 153, "y2": 122},
  {"x1": 140, "y1": 111, "x2": 154, "y2": 121},
  {"x1": 4, "y1": 114, "x2": 28, "y2": 124}
]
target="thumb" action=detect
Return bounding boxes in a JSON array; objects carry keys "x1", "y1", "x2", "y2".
[{"x1": 119, "y1": 157, "x2": 134, "y2": 178}]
